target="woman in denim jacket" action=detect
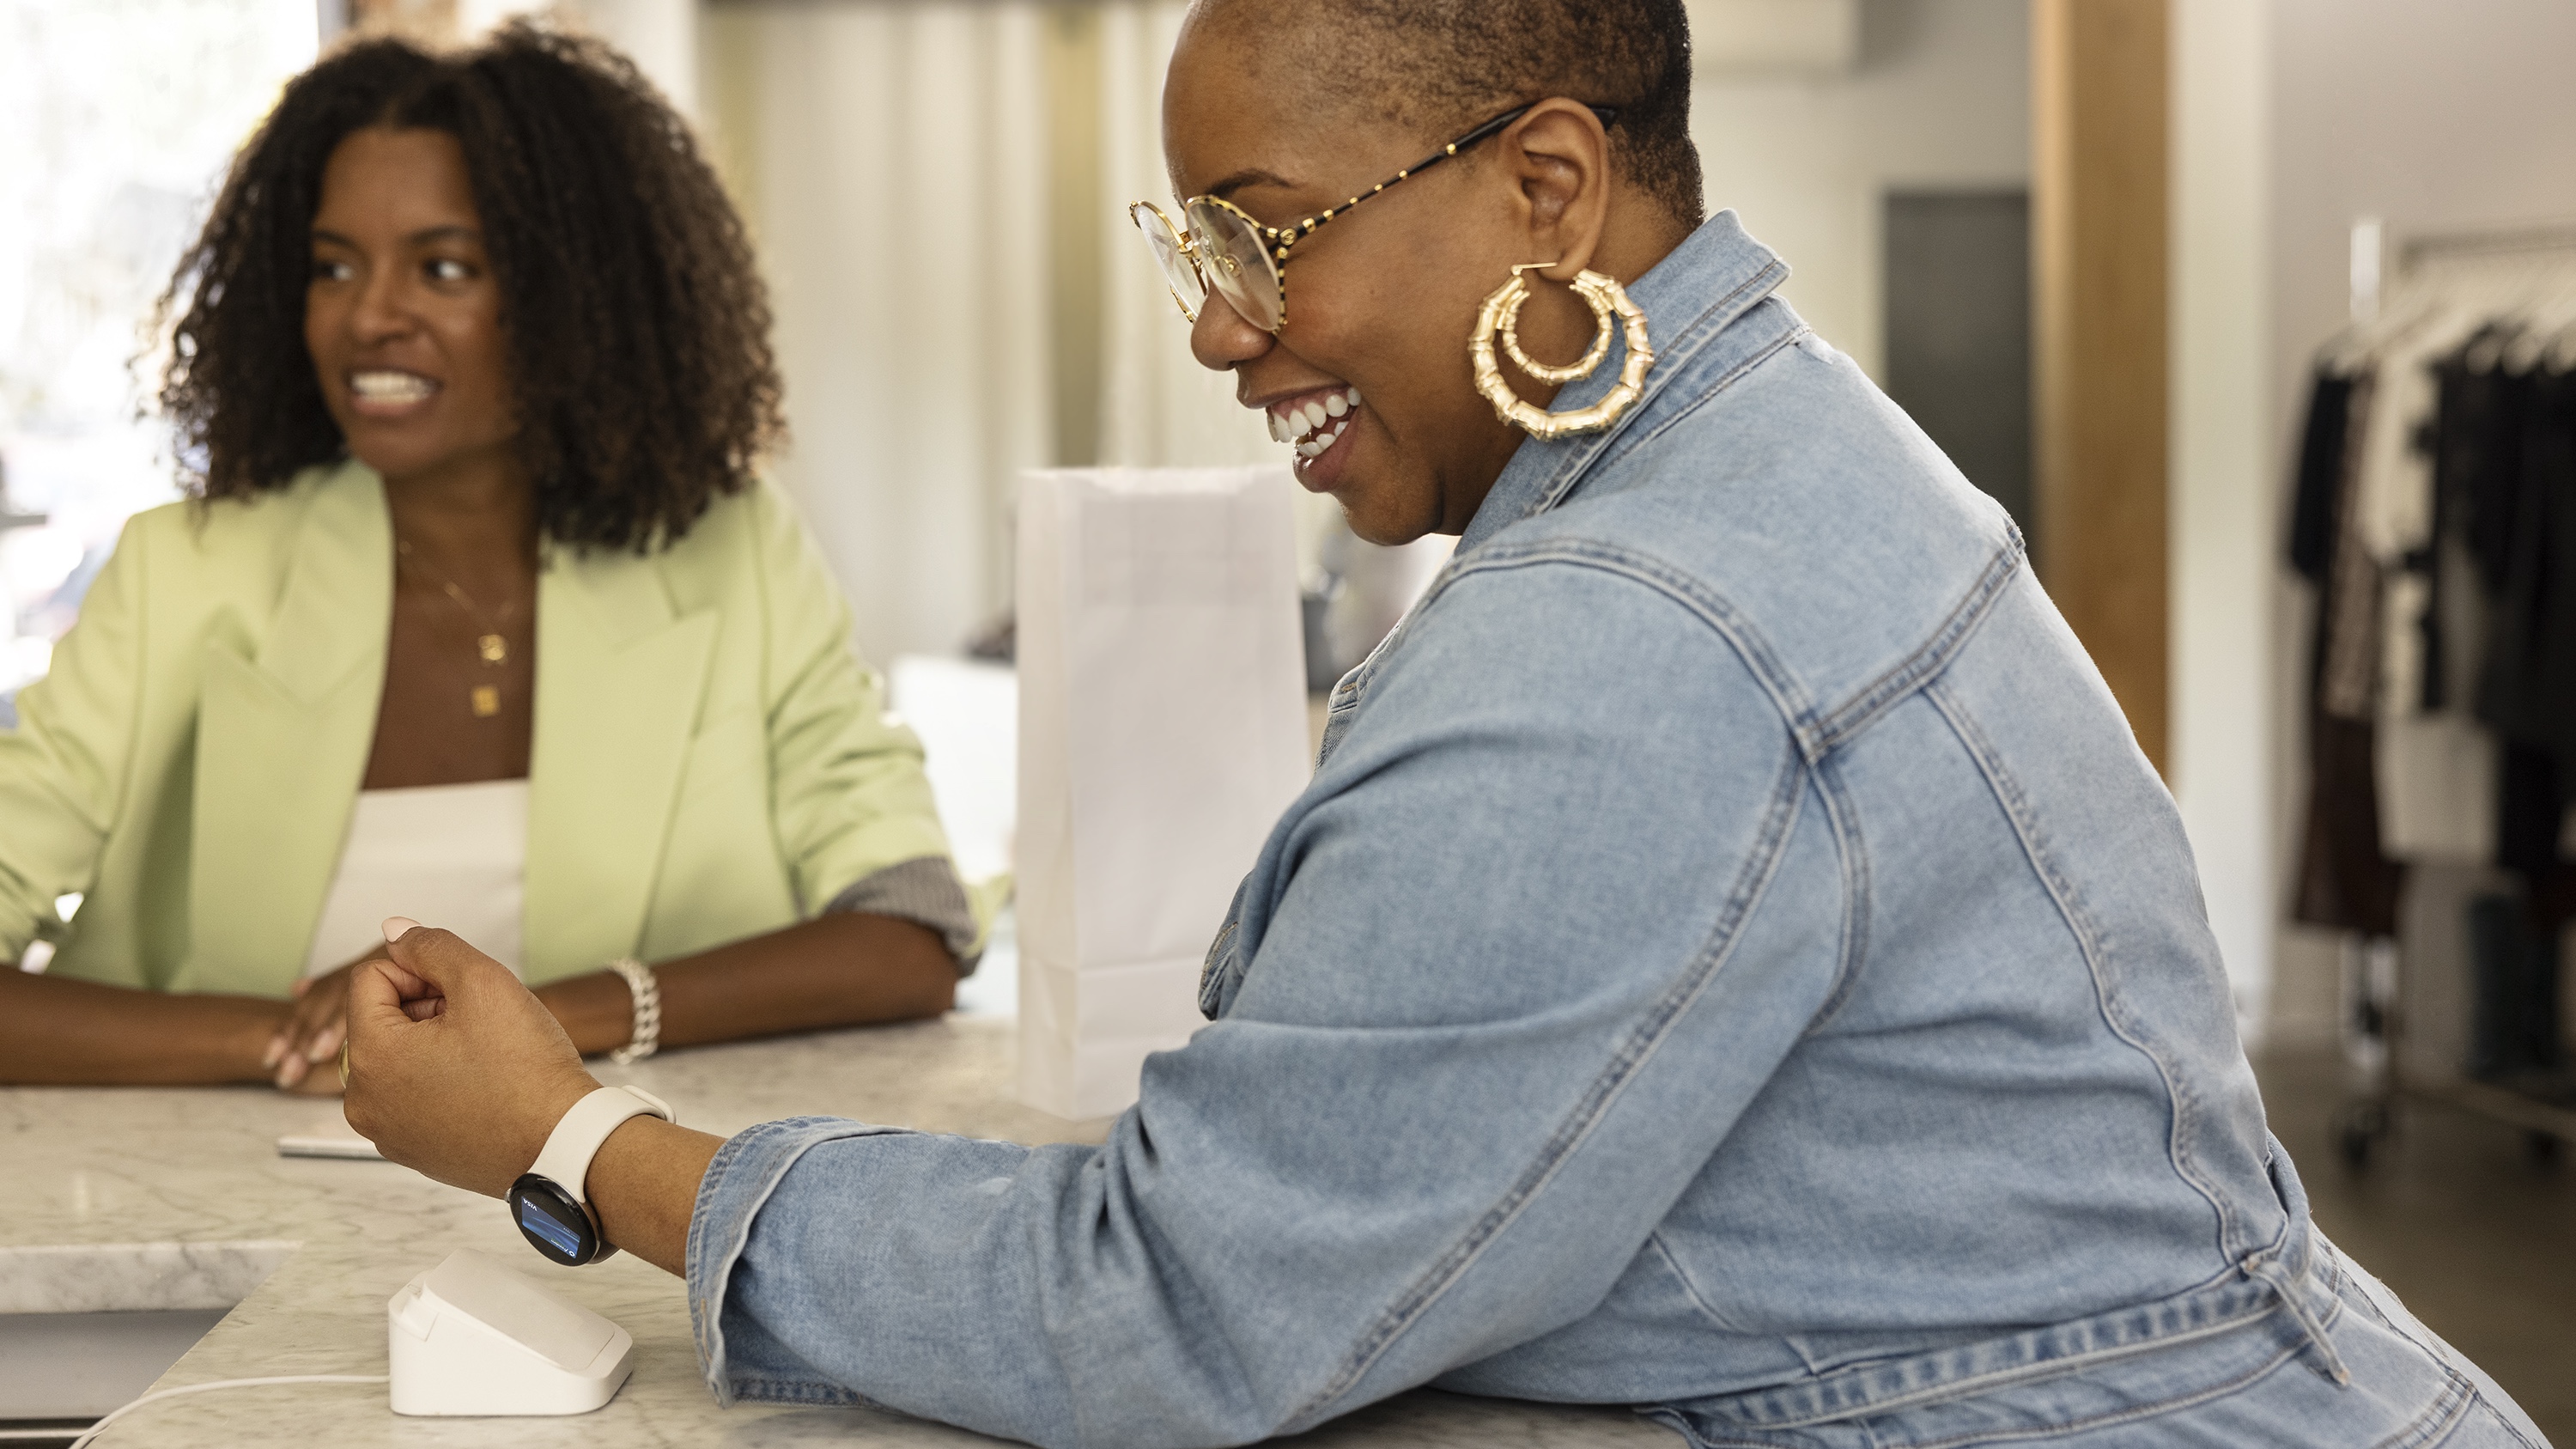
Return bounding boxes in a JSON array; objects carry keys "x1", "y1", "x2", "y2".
[{"x1": 342, "y1": 1, "x2": 2548, "y2": 1445}]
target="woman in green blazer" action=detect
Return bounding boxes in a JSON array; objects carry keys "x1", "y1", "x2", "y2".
[{"x1": 0, "y1": 27, "x2": 976, "y2": 1087}]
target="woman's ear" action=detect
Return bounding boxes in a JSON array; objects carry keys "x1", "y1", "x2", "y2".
[{"x1": 1500, "y1": 99, "x2": 1614, "y2": 283}]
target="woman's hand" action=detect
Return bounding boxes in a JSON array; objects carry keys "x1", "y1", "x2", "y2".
[
  {"x1": 341, "y1": 919, "x2": 599, "y2": 1198},
  {"x1": 262, "y1": 949, "x2": 385, "y2": 1093}
]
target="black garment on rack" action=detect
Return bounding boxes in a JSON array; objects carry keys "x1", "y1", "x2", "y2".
[
  {"x1": 2422, "y1": 342, "x2": 2514, "y2": 711},
  {"x1": 2431, "y1": 347, "x2": 2529, "y2": 600},
  {"x1": 2289, "y1": 366, "x2": 2404, "y2": 936},
  {"x1": 2476, "y1": 368, "x2": 2576, "y2": 902},
  {"x1": 2287, "y1": 372, "x2": 2354, "y2": 585}
]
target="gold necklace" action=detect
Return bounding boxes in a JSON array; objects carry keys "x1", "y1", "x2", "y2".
[{"x1": 395, "y1": 537, "x2": 521, "y2": 718}]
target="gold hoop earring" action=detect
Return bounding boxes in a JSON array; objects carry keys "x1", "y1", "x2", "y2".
[{"x1": 1469, "y1": 264, "x2": 1655, "y2": 440}]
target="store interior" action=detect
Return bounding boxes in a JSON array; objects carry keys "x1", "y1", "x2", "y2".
[{"x1": 1, "y1": 0, "x2": 2571, "y2": 1440}]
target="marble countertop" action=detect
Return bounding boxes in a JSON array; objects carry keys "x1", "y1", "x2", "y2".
[{"x1": 2, "y1": 1014, "x2": 1670, "y2": 1447}]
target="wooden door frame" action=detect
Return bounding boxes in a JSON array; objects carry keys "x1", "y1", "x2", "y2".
[{"x1": 2034, "y1": 0, "x2": 2170, "y2": 773}]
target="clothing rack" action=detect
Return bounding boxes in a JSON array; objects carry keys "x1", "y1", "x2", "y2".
[
  {"x1": 2402, "y1": 222, "x2": 2576, "y2": 271},
  {"x1": 2329, "y1": 217, "x2": 2576, "y2": 1169},
  {"x1": 2348, "y1": 216, "x2": 2576, "y2": 324}
]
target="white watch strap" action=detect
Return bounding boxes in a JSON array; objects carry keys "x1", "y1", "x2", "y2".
[{"x1": 528, "y1": 1086, "x2": 675, "y2": 1206}]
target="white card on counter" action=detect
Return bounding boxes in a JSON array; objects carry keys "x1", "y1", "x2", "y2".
[{"x1": 276, "y1": 1134, "x2": 386, "y2": 1160}]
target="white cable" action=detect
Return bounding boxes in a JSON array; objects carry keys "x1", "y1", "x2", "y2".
[{"x1": 64, "y1": 1374, "x2": 386, "y2": 1449}]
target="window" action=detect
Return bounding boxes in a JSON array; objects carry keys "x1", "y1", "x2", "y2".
[{"x1": 0, "y1": 0, "x2": 317, "y2": 708}]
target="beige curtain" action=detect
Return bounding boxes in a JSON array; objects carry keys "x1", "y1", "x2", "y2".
[
  {"x1": 1092, "y1": 2, "x2": 1276, "y2": 475},
  {"x1": 702, "y1": 3, "x2": 1050, "y2": 665},
  {"x1": 702, "y1": 0, "x2": 1292, "y2": 667}
]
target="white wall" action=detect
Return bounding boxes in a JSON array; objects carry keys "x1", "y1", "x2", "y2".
[
  {"x1": 2262, "y1": 0, "x2": 2576, "y2": 1046},
  {"x1": 1688, "y1": 0, "x2": 2029, "y2": 380},
  {"x1": 2170, "y1": 0, "x2": 2275, "y2": 1040}
]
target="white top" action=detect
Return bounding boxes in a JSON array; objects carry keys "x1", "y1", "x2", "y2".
[{"x1": 302, "y1": 779, "x2": 529, "y2": 978}]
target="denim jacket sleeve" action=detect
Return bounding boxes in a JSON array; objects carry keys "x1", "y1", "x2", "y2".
[{"x1": 686, "y1": 558, "x2": 1853, "y2": 1448}]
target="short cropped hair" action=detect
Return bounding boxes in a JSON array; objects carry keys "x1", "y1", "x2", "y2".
[
  {"x1": 1207, "y1": 0, "x2": 1703, "y2": 226},
  {"x1": 158, "y1": 22, "x2": 783, "y2": 551}
]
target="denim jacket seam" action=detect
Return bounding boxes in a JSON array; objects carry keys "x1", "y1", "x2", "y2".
[
  {"x1": 1647, "y1": 1228, "x2": 1751, "y2": 1335},
  {"x1": 1196, "y1": 915, "x2": 1242, "y2": 1018},
  {"x1": 1519, "y1": 260, "x2": 1795, "y2": 526},
  {"x1": 1856, "y1": 1335, "x2": 2312, "y2": 1449},
  {"x1": 1627, "y1": 322, "x2": 1814, "y2": 460},
  {"x1": 1704, "y1": 1280, "x2": 2306, "y2": 1435},
  {"x1": 1799, "y1": 757, "x2": 1874, "y2": 1037},
  {"x1": 1922, "y1": 679, "x2": 2243, "y2": 1261},
  {"x1": 1795, "y1": 536, "x2": 2030, "y2": 1039},
  {"x1": 1807, "y1": 532, "x2": 2026, "y2": 758},
  {"x1": 1291, "y1": 741, "x2": 1810, "y2": 1428},
  {"x1": 723, "y1": 1375, "x2": 883, "y2": 1409},
  {"x1": 1554, "y1": 307, "x2": 1808, "y2": 502},
  {"x1": 1315, "y1": 600, "x2": 1430, "y2": 769},
  {"x1": 1419, "y1": 541, "x2": 1826, "y2": 747}
]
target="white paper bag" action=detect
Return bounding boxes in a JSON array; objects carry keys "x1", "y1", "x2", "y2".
[{"x1": 1016, "y1": 466, "x2": 1312, "y2": 1118}]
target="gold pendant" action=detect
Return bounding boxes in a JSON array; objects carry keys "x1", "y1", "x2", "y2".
[
  {"x1": 478, "y1": 633, "x2": 507, "y2": 664},
  {"x1": 471, "y1": 685, "x2": 501, "y2": 718}
]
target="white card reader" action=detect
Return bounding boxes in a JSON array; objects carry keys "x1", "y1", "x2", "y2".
[{"x1": 387, "y1": 1248, "x2": 635, "y2": 1416}]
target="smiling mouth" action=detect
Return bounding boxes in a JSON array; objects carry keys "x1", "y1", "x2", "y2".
[
  {"x1": 1268, "y1": 386, "x2": 1362, "y2": 459},
  {"x1": 348, "y1": 369, "x2": 440, "y2": 411}
]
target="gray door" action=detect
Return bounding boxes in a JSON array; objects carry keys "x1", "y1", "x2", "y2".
[{"x1": 1883, "y1": 190, "x2": 2033, "y2": 558}]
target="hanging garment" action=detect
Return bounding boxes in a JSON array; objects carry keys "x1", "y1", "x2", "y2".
[
  {"x1": 2286, "y1": 372, "x2": 2354, "y2": 585},
  {"x1": 2481, "y1": 369, "x2": 2576, "y2": 790},
  {"x1": 2356, "y1": 307, "x2": 2485, "y2": 716},
  {"x1": 2374, "y1": 340, "x2": 2506, "y2": 861},
  {"x1": 2319, "y1": 372, "x2": 2385, "y2": 721},
  {"x1": 2293, "y1": 366, "x2": 2406, "y2": 935}
]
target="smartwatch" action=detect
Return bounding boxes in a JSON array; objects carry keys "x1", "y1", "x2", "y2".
[{"x1": 507, "y1": 1085, "x2": 675, "y2": 1267}]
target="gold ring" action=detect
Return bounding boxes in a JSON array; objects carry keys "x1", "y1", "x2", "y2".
[{"x1": 337, "y1": 1040, "x2": 351, "y2": 1090}]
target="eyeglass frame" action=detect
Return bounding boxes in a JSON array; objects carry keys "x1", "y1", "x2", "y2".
[{"x1": 1131, "y1": 100, "x2": 1622, "y2": 333}]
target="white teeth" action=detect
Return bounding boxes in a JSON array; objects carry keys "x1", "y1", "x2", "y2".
[
  {"x1": 1296, "y1": 421, "x2": 1349, "y2": 459},
  {"x1": 1267, "y1": 411, "x2": 1285, "y2": 443},
  {"x1": 351, "y1": 370, "x2": 434, "y2": 402},
  {"x1": 1273, "y1": 392, "x2": 1360, "y2": 455}
]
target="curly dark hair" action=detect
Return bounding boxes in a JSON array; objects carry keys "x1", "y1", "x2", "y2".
[{"x1": 157, "y1": 21, "x2": 784, "y2": 551}]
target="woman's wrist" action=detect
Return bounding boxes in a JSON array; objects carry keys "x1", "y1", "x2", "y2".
[
  {"x1": 139, "y1": 992, "x2": 288, "y2": 1084},
  {"x1": 532, "y1": 970, "x2": 640, "y2": 1057},
  {"x1": 234, "y1": 1005, "x2": 296, "y2": 1081},
  {"x1": 585, "y1": 1115, "x2": 726, "y2": 1277}
]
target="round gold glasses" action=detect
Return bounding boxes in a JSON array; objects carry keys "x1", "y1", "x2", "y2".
[{"x1": 1128, "y1": 101, "x2": 1618, "y2": 336}]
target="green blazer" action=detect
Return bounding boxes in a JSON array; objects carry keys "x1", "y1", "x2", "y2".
[{"x1": 0, "y1": 460, "x2": 955, "y2": 995}]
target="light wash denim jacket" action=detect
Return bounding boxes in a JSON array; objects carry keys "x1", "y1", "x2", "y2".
[{"x1": 684, "y1": 216, "x2": 2536, "y2": 1449}]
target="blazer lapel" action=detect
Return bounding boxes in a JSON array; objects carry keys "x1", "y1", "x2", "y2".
[
  {"x1": 181, "y1": 466, "x2": 392, "y2": 993},
  {"x1": 521, "y1": 546, "x2": 717, "y2": 978}
]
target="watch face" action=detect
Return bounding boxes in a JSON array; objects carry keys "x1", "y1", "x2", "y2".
[{"x1": 508, "y1": 1175, "x2": 598, "y2": 1266}]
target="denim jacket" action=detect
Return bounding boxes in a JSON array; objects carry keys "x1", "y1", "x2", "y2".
[{"x1": 683, "y1": 216, "x2": 2499, "y2": 1448}]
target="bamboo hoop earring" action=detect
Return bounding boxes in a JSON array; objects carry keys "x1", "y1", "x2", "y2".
[{"x1": 1469, "y1": 264, "x2": 1655, "y2": 440}]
